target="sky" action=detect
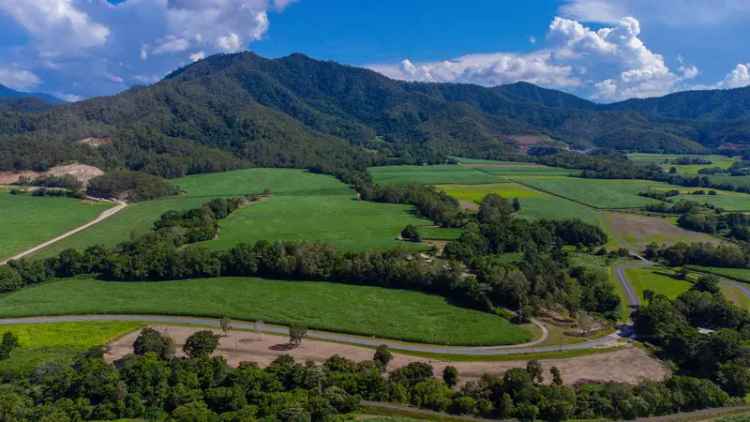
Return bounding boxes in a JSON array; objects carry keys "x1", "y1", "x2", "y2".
[{"x1": 0, "y1": 0, "x2": 749, "y2": 102}]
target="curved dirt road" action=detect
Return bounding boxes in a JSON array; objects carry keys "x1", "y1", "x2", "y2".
[
  {"x1": 0, "y1": 199, "x2": 126, "y2": 265},
  {"x1": 0, "y1": 314, "x2": 626, "y2": 356}
]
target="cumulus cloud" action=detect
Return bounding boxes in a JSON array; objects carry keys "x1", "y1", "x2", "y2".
[
  {"x1": 372, "y1": 16, "x2": 700, "y2": 101},
  {"x1": 559, "y1": 0, "x2": 750, "y2": 26},
  {"x1": 0, "y1": 0, "x2": 294, "y2": 97},
  {"x1": 372, "y1": 52, "x2": 577, "y2": 89},
  {"x1": 0, "y1": 67, "x2": 41, "y2": 90},
  {"x1": 0, "y1": 0, "x2": 110, "y2": 57},
  {"x1": 716, "y1": 63, "x2": 750, "y2": 89}
]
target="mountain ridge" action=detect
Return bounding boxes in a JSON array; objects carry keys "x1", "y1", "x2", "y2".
[{"x1": 1, "y1": 52, "x2": 749, "y2": 176}]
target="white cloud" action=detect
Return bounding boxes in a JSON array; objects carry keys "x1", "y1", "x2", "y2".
[
  {"x1": 717, "y1": 63, "x2": 750, "y2": 89},
  {"x1": 0, "y1": 67, "x2": 41, "y2": 90},
  {"x1": 0, "y1": 0, "x2": 110, "y2": 57},
  {"x1": 190, "y1": 51, "x2": 206, "y2": 62},
  {"x1": 151, "y1": 36, "x2": 191, "y2": 56},
  {"x1": 54, "y1": 92, "x2": 83, "y2": 102},
  {"x1": 371, "y1": 52, "x2": 578, "y2": 89},
  {"x1": 0, "y1": 0, "x2": 294, "y2": 97},
  {"x1": 559, "y1": 0, "x2": 750, "y2": 26},
  {"x1": 372, "y1": 16, "x2": 699, "y2": 101}
]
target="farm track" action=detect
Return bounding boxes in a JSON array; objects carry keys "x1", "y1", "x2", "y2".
[
  {"x1": 0, "y1": 199, "x2": 126, "y2": 265},
  {"x1": 0, "y1": 314, "x2": 631, "y2": 356}
]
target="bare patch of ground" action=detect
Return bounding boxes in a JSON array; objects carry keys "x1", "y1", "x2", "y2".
[
  {"x1": 0, "y1": 163, "x2": 104, "y2": 186},
  {"x1": 106, "y1": 326, "x2": 669, "y2": 385},
  {"x1": 77, "y1": 137, "x2": 112, "y2": 148},
  {"x1": 459, "y1": 200, "x2": 479, "y2": 211},
  {"x1": 605, "y1": 211, "x2": 721, "y2": 251}
]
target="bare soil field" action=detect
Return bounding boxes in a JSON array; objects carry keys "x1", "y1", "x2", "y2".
[
  {"x1": 604, "y1": 211, "x2": 720, "y2": 251},
  {"x1": 0, "y1": 163, "x2": 104, "y2": 185},
  {"x1": 106, "y1": 326, "x2": 669, "y2": 385}
]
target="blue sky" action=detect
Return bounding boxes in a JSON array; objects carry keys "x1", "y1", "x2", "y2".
[{"x1": 0, "y1": 1, "x2": 748, "y2": 102}]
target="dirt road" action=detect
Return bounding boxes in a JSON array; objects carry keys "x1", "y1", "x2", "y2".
[{"x1": 0, "y1": 199, "x2": 126, "y2": 265}]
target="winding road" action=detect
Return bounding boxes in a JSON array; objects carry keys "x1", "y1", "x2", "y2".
[
  {"x1": 0, "y1": 314, "x2": 627, "y2": 356},
  {"x1": 0, "y1": 199, "x2": 126, "y2": 265}
]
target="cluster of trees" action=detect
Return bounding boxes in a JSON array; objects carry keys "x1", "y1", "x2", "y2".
[
  {"x1": 361, "y1": 183, "x2": 465, "y2": 227},
  {"x1": 86, "y1": 170, "x2": 181, "y2": 201},
  {"x1": 10, "y1": 187, "x2": 86, "y2": 199},
  {"x1": 444, "y1": 195, "x2": 607, "y2": 262},
  {"x1": 670, "y1": 157, "x2": 712, "y2": 165},
  {"x1": 0, "y1": 332, "x2": 18, "y2": 361},
  {"x1": 15, "y1": 174, "x2": 83, "y2": 192},
  {"x1": 441, "y1": 195, "x2": 617, "y2": 318},
  {"x1": 0, "y1": 326, "x2": 741, "y2": 421},
  {"x1": 677, "y1": 212, "x2": 750, "y2": 240},
  {"x1": 639, "y1": 189, "x2": 679, "y2": 201},
  {"x1": 153, "y1": 196, "x2": 253, "y2": 245},
  {"x1": 645, "y1": 200, "x2": 701, "y2": 214},
  {"x1": 634, "y1": 276, "x2": 750, "y2": 397},
  {"x1": 646, "y1": 242, "x2": 750, "y2": 268}
]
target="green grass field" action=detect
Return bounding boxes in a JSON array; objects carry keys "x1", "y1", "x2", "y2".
[
  {"x1": 0, "y1": 277, "x2": 534, "y2": 346},
  {"x1": 518, "y1": 177, "x2": 672, "y2": 209},
  {"x1": 37, "y1": 169, "x2": 436, "y2": 256},
  {"x1": 438, "y1": 182, "x2": 602, "y2": 226},
  {"x1": 0, "y1": 189, "x2": 112, "y2": 261},
  {"x1": 0, "y1": 321, "x2": 142, "y2": 376},
  {"x1": 707, "y1": 175, "x2": 750, "y2": 190},
  {"x1": 625, "y1": 267, "x2": 693, "y2": 300},
  {"x1": 628, "y1": 153, "x2": 737, "y2": 175},
  {"x1": 368, "y1": 165, "x2": 497, "y2": 185},
  {"x1": 673, "y1": 190, "x2": 750, "y2": 211},
  {"x1": 462, "y1": 162, "x2": 577, "y2": 177},
  {"x1": 689, "y1": 266, "x2": 750, "y2": 283},
  {"x1": 721, "y1": 284, "x2": 750, "y2": 310}
]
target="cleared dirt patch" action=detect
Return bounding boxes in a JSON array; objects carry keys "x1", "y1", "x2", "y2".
[
  {"x1": 0, "y1": 163, "x2": 104, "y2": 186},
  {"x1": 604, "y1": 211, "x2": 721, "y2": 251},
  {"x1": 77, "y1": 137, "x2": 112, "y2": 148},
  {"x1": 106, "y1": 326, "x2": 668, "y2": 385}
]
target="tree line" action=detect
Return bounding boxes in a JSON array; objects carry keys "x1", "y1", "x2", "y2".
[
  {"x1": 646, "y1": 242, "x2": 750, "y2": 269},
  {"x1": 0, "y1": 324, "x2": 743, "y2": 421}
]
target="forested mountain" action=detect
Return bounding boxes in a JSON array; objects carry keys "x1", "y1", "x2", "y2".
[
  {"x1": 0, "y1": 84, "x2": 63, "y2": 105},
  {"x1": 1, "y1": 52, "x2": 749, "y2": 176}
]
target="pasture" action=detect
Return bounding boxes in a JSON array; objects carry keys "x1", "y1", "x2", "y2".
[
  {"x1": 438, "y1": 183, "x2": 602, "y2": 226},
  {"x1": 0, "y1": 189, "x2": 111, "y2": 261},
  {"x1": 673, "y1": 190, "x2": 750, "y2": 211},
  {"x1": 462, "y1": 163, "x2": 577, "y2": 177},
  {"x1": 689, "y1": 266, "x2": 750, "y2": 283},
  {"x1": 518, "y1": 177, "x2": 673, "y2": 209},
  {"x1": 37, "y1": 169, "x2": 436, "y2": 256},
  {"x1": 707, "y1": 175, "x2": 750, "y2": 190},
  {"x1": 628, "y1": 153, "x2": 736, "y2": 175},
  {"x1": 0, "y1": 321, "x2": 142, "y2": 376},
  {"x1": 368, "y1": 165, "x2": 496, "y2": 185},
  {"x1": 0, "y1": 277, "x2": 534, "y2": 346},
  {"x1": 624, "y1": 268, "x2": 693, "y2": 300}
]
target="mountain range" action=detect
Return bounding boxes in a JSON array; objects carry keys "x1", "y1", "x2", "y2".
[
  {"x1": 1, "y1": 52, "x2": 749, "y2": 176},
  {"x1": 0, "y1": 85, "x2": 64, "y2": 109}
]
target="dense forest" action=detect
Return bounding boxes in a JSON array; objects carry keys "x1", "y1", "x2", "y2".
[{"x1": 4, "y1": 53, "x2": 750, "y2": 177}]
